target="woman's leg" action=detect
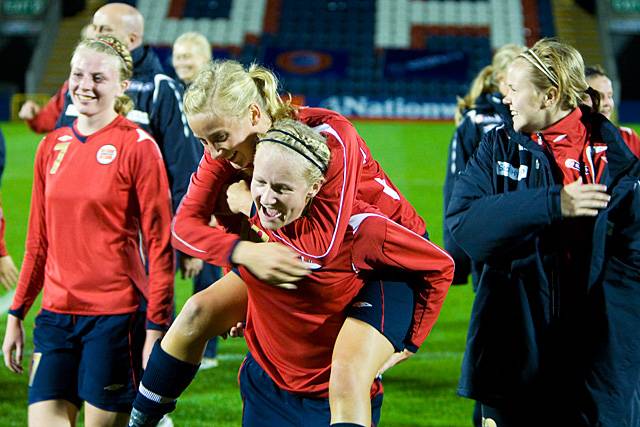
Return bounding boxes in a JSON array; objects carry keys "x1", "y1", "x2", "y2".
[
  {"x1": 28, "y1": 311, "x2": 83, "y2": 427},
  {"x1": 330, "y1": 276, "x2": 415, "y2": 427},
  {"x1": 329, "y1": 318, "x2": 394, "y2": 427},
  {"x1": 130, "y1": 272, "x2": 248, "y2": 426},
  {"x1": 84, "y1": 402, "x2": 129, "y2": 427},
  {"x1": 192, "y1": 264, "x2": 223, "y2": 366},
  {"x1": 161, "y1": 271, "x2": 248, "y2": 363},
  {"x1": 28, "y1": 400, "x2": 78, "y2": 427}
]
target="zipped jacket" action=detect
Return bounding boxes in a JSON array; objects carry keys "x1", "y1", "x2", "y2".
[
  {"x1": 443, "y1": 93, "x2": 510, "y2": 285},
  {"x1": 446, "y1": 107, "x2": 640, "y2": 426}
]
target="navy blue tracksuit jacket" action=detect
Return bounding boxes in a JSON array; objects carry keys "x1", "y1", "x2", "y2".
[
  {"x1": 443, "y1": 93, "x2": 509, "y2": 286},
  {"x1": 446, "y1": 107, "x2": 640, "y2": 426},
  {"x1": 55, "y1": 46, "x2": 202, "y2": 212}
]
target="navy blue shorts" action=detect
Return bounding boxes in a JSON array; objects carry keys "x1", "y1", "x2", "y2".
[
  {"x1": 239, "y1": 352, "x2": 383, "y2": 427},
  {"x1": 347, "y1": 271, "x2": 417, "y2": 352},
  {"x1": 29, "y1": 309, "x2": 145, "y2": 412}
]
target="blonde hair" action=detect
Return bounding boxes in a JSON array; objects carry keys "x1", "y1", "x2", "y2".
[
  {"x1": 71, "y1": 35, "x2": 134, "y2": 115},
  {"x1": 455, "y1": 44, "x2": 524, "y2": 124},
  {"x1": 184, "y1": 59, "x2": 296, "y2": 121},
  {"x1": 173, "y1": 31, "x2": 211, "y2": 61},
  {"x1": 256, "y1": 118, "x2": 330, "y2": 186},
  {"x1": 517, "y1": 38, "x2": 589, "y2": 111}
]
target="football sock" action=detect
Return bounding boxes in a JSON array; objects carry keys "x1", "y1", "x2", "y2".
[
  {"x1": 330, "y1": 424, "x2": 366, "y2": 427},
  {"x1": 132, "y1": 341, "x2": 199, "y2": 418}
]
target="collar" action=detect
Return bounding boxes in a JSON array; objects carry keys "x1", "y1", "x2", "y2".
[
  {"x1": 531, "y1": 108, "x2": 584, "y2": 148},
  {"x1": 130, "y1": 45, "x2": 144, "y2": 66},
  {"x1": 72, "y1": 115, "x2": 123, "y2": 143}
]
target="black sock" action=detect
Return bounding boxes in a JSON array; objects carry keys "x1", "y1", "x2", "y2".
[{"x1": 132, "y1": 341, "x2": 200, "y2": 417}]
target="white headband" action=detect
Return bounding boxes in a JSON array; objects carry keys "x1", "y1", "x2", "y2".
[{"x1": 521, "y1": 49, "x2": 559, "y2": 87}]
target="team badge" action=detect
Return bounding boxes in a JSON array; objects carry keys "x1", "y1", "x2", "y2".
[
  {"x1": 96, "y1": 144, "x2": 117, "y2": 164},
  {"x1": 564, "y1": 158, "x2": 588, "y2": 174},
  {"x1": 352, "y1": 301, "x2": 373, "y2": 308}
]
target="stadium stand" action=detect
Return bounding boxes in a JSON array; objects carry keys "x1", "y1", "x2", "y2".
[
  {"x1": 126, "y1": 0, "x2": 552, "y2": 119},
  {"x1": 6, "y1": 0, "x2": 557, "y2": 120}
]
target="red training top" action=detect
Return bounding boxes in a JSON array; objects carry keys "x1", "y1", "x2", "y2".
[
  {"x1": 242, "y1": 209, "x2": 454, "y2": 396},
  {"x1": 619, "y1": 126, "x2": 640, "y2": 158},
  {"x1": 10, "y1": 115, "x2": 175, "y2": 329},
  {"x1": 532, "y1": 108, "x2": 607, "y2": 185},
  {"x1": 0, "y1": 202, "x2": 7, "y2": 257}
]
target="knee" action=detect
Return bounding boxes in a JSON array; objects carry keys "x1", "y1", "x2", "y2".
[
  {"x1": 330, "y1": 358, "x2": 369, "y2": 397},
  {"x1": 175, "y1": 294, "x2": 208, "y2": 334}
]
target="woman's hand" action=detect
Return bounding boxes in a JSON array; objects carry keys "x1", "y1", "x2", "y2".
[
  {"x1": 231, "y1": 241, "x2": 311, "y2": 287},
  {"x1": 377, "y1": 349, "x2": 415, "y2": 376},
  {"x1": 142, "y1": 329, "x2": 164, "y2": 369},
  {"x1": 221, "y1": 321, "x2": 246, "y2": 339},
  {"x1": 2, "y1": 314, "x2": 25, "y2": 374},
  {"x1": 226, "y1": 181, "x2": 253, "y2": 217},
  {"x1": 0, "y1": 255, "x2": 18, "y2": 290},
  {"x1": 180, "y1": 256, "x2": 204, "y2": 279},
  {"x1": 560, "y1": 178, "x2": 610, "y2": 217},
  {"x1": 18, "y1": 101, "x2": 40, "y2": 121}
]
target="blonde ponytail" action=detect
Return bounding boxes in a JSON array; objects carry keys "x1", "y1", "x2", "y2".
[
  {"x1": 114, "y1": 94, "x2": 134, "y2": 116},
  {"x1": 248, "y1": 64, "x2": 296, "y2": 120},
  {"x1": 455, "y1": 65, "x2": 494, "y2": 125},
  {"x1": 185, "y1": 59, "x2": 295, "y2": 122}
]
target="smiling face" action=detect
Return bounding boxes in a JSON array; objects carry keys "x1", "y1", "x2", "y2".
[
  {"x1": 587, "y1": 74, "x2": 614, "y2": 120},
  {"x1": 69, "y1": 48, "x2": 125, "y2": 118},
  {"x1": 187, "y1": 107, "x2": 267, "y2": 169},
  {"x1": 172, "y1": 41, "x2": 209, "y2": 84},
  {"x1": 251, "y1": 147, "x2": 321, "y2": 230},
  {"x1": 503, "y1": 59, "x2": 548, "y2": 133}
]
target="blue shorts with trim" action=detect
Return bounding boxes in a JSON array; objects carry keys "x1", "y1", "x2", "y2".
[
  {"x1": 29, "y1": 309, "x2": 145, "y2": 413},
  {"x1": 239, "y1": 352, "x2": 383, "y2": 427},
  {"x1": 347, "y1": 271, "x2": 417, "y2": 352}
]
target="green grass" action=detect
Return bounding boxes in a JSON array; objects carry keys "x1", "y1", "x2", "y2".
[{"x1": 0, "y1": 119, "x2": 501, "y2": 426}]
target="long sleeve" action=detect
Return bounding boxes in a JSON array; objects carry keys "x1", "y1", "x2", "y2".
[
  {"x1": 150, "y1": 78, "x2": 202, "y2": 212},
  {"x1": 267, "y1": 119, "x2": 362, "y2": 264},
  {"x1": 350, "y1": 212, "x2": 454, "y2": 352},
  {"x1": 580, "y1": 177, "x2": 640, "y2": 425},
  {"x1": 171, "y1": 152, "x2": 243, "y2": 266},
  {"x1": 445, "y1": 132, "x2": 563, "y2": 263},
  {"x1": 9, "y1": 140, "x2": 49, "y2": 318},
  {"x1": 0, "y1": 201, "x2": 7, "y2": 257},
  {"x1": 130, "y1": 135, "x2": 175, "y2": 330},
  {"x1": 26, "y1": 81, "x2": 68, "y2": 134},
  {"x1": 443, "y1": 118, "x2": 477, "y2": 283}
]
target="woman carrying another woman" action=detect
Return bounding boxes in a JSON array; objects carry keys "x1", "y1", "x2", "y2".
[
  {"x1": 130, "y1": 59, "x2": 452, "y2": 427},
  {"x1": 446, "y1": 38, "x2": 640, "y2": 427},
  {"x1": 2, "y1": 35, "x2": 174, "y2": 427}
]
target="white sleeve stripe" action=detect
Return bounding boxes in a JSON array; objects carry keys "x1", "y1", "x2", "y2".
[
  {"x1": 170, "y1": 218, "x2": 207, "y2": 254},
  {"x1": 271, "y1": 123, "x2": 347, "y2": 259},
  {"x1": 349, "y1": 213, "x2": 454, "y2": 264},
  {"x1": 139, "y1": 383, "x2": 176, "y2": 404}
]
